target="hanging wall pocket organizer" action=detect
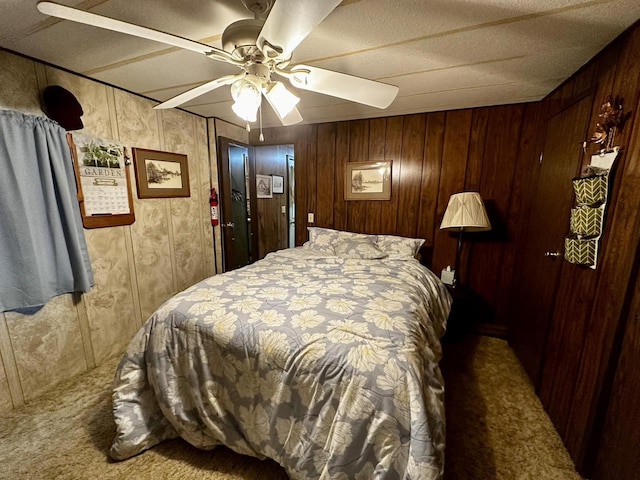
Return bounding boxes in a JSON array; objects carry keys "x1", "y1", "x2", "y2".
[
  {"x1": 572, "y1": 173, "x2": 608, "y2": 206},
  {"x1": 565, "y1": 236, "x2": 599, "y2": 266},
  {"x1": 570, "y1": 204, "x2": 605, "y2": 237},
  {"x1": 564, "y1": 148, "x2": 619, "y2": 269}
]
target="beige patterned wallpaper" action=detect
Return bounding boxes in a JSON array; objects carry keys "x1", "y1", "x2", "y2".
[{"x1": 0, "y1": 49, "x2": 216, "y2": 411}]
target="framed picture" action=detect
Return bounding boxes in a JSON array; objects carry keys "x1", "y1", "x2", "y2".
[
  {"x1": 132, "y1": 148, "x2": 190, "y2": 198},
  {"x1": 345, "y1": 161, "x2": 392, "y2": 200},
  {"x1": 272, "y1": 175, "x2": 284, "y2": 194},
  {"x1": 256, "y1": 174, "x2": 273, "y2": 198}
]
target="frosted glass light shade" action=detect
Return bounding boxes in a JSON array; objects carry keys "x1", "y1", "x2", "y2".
[
  {"x1": 232, "y1": 101, "x2": 258, "y2": 122},
  {"x1": 231, "y1": 75, "x2": 262, "y2": 122},
  {"x1": 440, "y1": 192, "x2": 491, "y2": 231},
  {"x1": 264, "y1": 82, "x2": 300, "y2": 119}
]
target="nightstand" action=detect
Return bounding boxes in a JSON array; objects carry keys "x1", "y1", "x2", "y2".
[
  {"x1": 442, "y1": 285, "x2": 478, "y2": 343},
  {"x1": 442, "y1": 285, "x2": 508, "y2": 342}
]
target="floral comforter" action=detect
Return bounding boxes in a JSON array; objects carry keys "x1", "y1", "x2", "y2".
[{"x1": 110, "y1": 247, "x2": 451, "y2": 479}]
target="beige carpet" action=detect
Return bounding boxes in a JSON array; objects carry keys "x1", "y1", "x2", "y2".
[
  {"x1": 441, "y1": 337, "x2": 582, "y2": 480},
  {"x1": 0, "y1": 336, "x2": 582, "y2": 480}
]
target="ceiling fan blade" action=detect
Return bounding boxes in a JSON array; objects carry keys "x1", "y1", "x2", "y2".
[
  {"x1": 36, "y1": 2, "x2": 234, "y2": 62},
  {"x1": 257, "y1": 0, "x2": 342, "y2": 59},
  {"x1": 154, "y1": 74, "x2": 244, "y2": 110},
  {"x1": 287, "y1": 65, "x2": 399, "y2": 109}
]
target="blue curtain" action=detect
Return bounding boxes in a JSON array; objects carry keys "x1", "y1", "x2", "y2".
[{"x1": 0, "y1": 110, "x2": 93, "y2": 312}]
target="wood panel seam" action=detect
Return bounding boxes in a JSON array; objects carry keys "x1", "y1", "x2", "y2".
[
  {"x1": 194, "y1": 115, "x2": 209, "y2": 281},
  {"x1": 0, "y1": 313, "x2": 25, "y2": 407},
  {"x1": 158, "y1": 110, "x2": 179, "y2": 294},
  {"x1": 74, "y1": 295, "x2": 96, "y2": 369}
]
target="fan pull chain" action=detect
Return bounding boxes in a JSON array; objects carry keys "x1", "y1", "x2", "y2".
[{"x1": 259, "y1": 103, "x2": 264, "y2": 142}]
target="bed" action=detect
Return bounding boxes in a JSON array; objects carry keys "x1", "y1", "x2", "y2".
[{"x1": 109, "y1": 229, "x2": 451, "y2": 479}]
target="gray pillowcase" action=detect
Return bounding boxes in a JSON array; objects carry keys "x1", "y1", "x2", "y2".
[
  {"x1": 306, "y1": 227, "x2": 340, "y2": 254},
  {"x1": 334, "y1": 238, "x2": 388, "y2": 259},
  {"x1": 377, "y1": 234, "x2": 425, "y2": 259}
]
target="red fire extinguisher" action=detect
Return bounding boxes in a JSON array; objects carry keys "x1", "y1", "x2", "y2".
[{"x1": 210, "y1": 188, "x2": 219, "y2": 226}]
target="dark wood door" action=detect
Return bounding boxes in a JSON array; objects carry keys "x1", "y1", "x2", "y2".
[
  {"x1": 510, "y1": 93, "x2": 593, "y2": 388},
  {"x1": 217, "y1": 137, "x2": 258, "y2": 272}
]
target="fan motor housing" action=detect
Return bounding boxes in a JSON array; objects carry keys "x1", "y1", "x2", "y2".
[
  {"x1": 240, "y1": 0, "x2": 273, "y2": 18},
  {"x1": 222, "y1": 19, "x2": 265, "y2": 60}
]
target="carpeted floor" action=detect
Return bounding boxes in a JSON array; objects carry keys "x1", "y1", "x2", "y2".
[
  {"x1": 0, "y1": 336, "x2": 583, "y2": 480},
  {"x1": 441, "y1": 337, "x2": 582, "y2": 480}
]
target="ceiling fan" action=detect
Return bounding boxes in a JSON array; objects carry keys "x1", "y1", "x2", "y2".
[{"x1": 36, "y1": 0, "x2": 399, "y2": 128}]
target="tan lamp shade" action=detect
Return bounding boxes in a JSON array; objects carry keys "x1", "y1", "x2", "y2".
[{"x1": 440, "y1": 192, "x2": 491, "y2": 231}]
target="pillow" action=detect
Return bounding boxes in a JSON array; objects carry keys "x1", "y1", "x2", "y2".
[
  {"x1": 306, "y1": 227, "x2": 340, "y2": 254},
  {"x1": 306, "y1": 228, "x2": 378, "y2": 255},
  {"x1": 334, "y1": 238, "x2": 387, "y2": 259},
  {"x1": 377, "y1": 234, "x2": 425, "y2": 259},
  {"x1": 308, "y1": 227, "x2": 338, "y2": 242},
  {"x1": 337, "y1": 230, "x2": 378, "y2": 243}
]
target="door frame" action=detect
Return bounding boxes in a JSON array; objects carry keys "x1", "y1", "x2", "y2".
[
  {"x1": 286, "y1": 153, "x2": 295, "y2": 248},
  {"x1": 217, "y1": 136, "x2": 258, "y2": 272}
]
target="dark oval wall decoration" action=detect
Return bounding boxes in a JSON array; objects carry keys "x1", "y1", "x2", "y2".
[{"x1": 41, "y1": 85, "x2": 84, "y2": 131}]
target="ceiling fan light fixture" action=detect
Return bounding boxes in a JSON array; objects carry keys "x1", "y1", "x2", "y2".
[
  {"x1": 37, "y1": 1, "x2": 400, "y2": 125},
  {"x1": 264, "y1": 82, "x2": 300, "y2": 119},
  {"x1": 231, "y1": 75, "x2": 262, "y2": 122}
]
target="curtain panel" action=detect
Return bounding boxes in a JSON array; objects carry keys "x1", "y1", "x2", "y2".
[{"x1": 0, "y1": 110, "x2": 93, "y2": 312}]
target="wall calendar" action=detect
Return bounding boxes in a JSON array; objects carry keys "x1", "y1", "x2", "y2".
[{"x1": 67, "y1": 133, "x2": 135, "y2": 228}]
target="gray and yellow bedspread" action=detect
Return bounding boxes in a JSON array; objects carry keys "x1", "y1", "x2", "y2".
[{"x1": 110, "y1": 247, "x2": 451, "y2": 479}]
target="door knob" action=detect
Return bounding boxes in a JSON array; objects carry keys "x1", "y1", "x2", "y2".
[{"x1": 544, "y1": 251, "x2": 560, "y2": 257}]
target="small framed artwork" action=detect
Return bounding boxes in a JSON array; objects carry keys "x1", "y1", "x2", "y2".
[
  {"x1": 256, "y1": 174, "x2": 273, "y2": 198},
  {"x1": 132, "y1": 148, "x2": 190, "y2": 198},
  {"x1": 344, "y1": 161, "x2": 392, "y2": 201},
  {"x1": 272, "y1": 175, "x2": 284, "y2": 194}
]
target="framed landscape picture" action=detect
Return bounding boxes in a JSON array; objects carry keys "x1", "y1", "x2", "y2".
[
  {"x1": 133, "y1": 148, "x2": 190, "y2": 198},
  {"x1": 344, "y1": 161, "x2": 392, "y2": 200}
]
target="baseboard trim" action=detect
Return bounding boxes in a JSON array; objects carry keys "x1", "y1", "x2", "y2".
[{"x1": 475, "y1": 322, "x2": 508, "y2": 339}]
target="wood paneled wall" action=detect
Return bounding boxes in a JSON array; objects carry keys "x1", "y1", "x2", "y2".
[
  {"x1": 521, "y1": 23, "x2": 640, "y2": 476},
  {"x1": 254, "y1": 144, "x2": 292, "y2": 258},
  {"x1": 594, "y1": 256, "x2": 640, "y2": 480},
  {"x1": 254, "y1": 106, "x2": 542, "y2": 329}
]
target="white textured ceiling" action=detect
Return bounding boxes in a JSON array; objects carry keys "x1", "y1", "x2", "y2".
[{"x1": 1, "y1": 0, "x2": 639, "y2": 128}]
